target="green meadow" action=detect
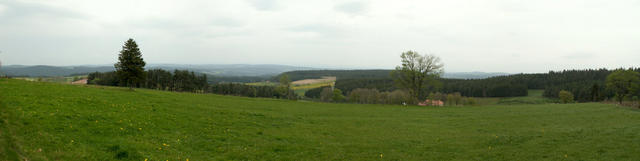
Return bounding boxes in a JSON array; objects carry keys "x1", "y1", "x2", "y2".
[{"x1": 1, "y1": 79, "x2": 639, "y2": 160}]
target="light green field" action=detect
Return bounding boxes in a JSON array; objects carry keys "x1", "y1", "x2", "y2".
[
  {"x1": 1, "y1": 79, "x2": 639, "y2": 160},
  {"x1": 13, "y1": 76, "x2": 87, "y2": 83},
  {"x1": 245, "y1": 81, "x2": 278, "y2": 86},
  {"x1": 471, "y1": 90, "x2": 558, "y2": 105},
  {"x1": 247, "y1": 80, "x2": 335, "y2": 96},
  {"x1": 496, "y1": 90, "x2": 558, "y2": 105}
]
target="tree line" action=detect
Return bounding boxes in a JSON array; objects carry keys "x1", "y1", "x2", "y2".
[
  {"x1": 88, "y1": 69, "x2": 296, "y2": 99},
  {"x1": 88, "y1": 69, "x2": 208, "y2": 92}
]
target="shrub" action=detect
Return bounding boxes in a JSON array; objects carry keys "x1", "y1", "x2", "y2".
[
  {"x1": 332, "y1": 89, "x2": 345, "y2": 102},
  {"x1": 385, "y1": 90, "x2": 413, "y2": 105},
  {"x1": 347, "y1": 88, "x2": 380, "y2": 104},
  {"x1": 463, "y1": 97, "x2": 477, "y2": 106},
  {"x1": 559, "y1": 90, "x2": 574, "y2": 103}
]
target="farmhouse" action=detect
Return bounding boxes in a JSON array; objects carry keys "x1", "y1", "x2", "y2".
[{"x1": 418, "y1": 99, "x2": 444, "y2": 106}]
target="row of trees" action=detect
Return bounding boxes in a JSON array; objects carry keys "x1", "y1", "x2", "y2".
[
  {"x1": 334, "y1": 78, "x2": 397, "y2": 94},
  {"x1": 441, "y1": 79, "x2": 528, "y2": 97},
  {"x1": 334, "y1": 77, "x2": 529, "y2": 98},
  {"x1": 208, "y1": 83, "x2": 294, "y2": 99},
  {"x1": 306, "y1": 86, "x2": 477, "y2": 106},
  {"x1": 306, "y1": 87, "x2": 413, "y2": 104},
  {"x1": 88, "y1": 69, "x2": 209, "y2": 93},
  {"x1": 542, "y1": 68, "x2": 640, "y2": 103}
]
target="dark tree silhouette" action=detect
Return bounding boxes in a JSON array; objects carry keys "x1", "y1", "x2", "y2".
[{"x1": 115, "y1": 38, "x2": 146, "y2": 90}]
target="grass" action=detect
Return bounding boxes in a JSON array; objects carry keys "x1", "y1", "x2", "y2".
[
  {"x1": 1, "y1": 79, "x2": 639, "y2": 160},
  {"x1": 497, "y1": 90, "x2": 558, "y2": 105},
  {"x1": 291, "y1": 81, "x2": 334, "y2": 96},
  {"x1": 245, "y1": 82, "x2": 278, "y2": 86},
  {"x1": 248, "y1": 80, "x2": 335, "y2": 96}
]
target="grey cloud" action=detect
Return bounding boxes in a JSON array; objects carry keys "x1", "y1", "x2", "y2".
[
  {"x1": 210, "y1": 18, "x2": 245, "y2": 27},
  {"x1": 1, "y1": 0, "x2": 638, "y2": 72},
  {"x1": 563, "y1": 52, "x2": 596, "y2": 59},
  {"x1": 0, "y1": 1, "x2": 86, "y2": 22},
  {"x1": 246, "y1": 0, "x2": 280, "y2": 11},
  {"x1": 498, "y1": 0, "x2": 531, "y2": 13},
  {"x1": 334, "y1": 1, "x2": 368, "y2": 15},
  {"x1": 287, "y1": 24, "x2": 343, "y2": 36}
]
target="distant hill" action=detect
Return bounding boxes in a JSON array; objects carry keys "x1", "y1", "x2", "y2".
[
  {"x1": 279, "y1": 70, "x2": 510, "y2": 81},
  {"x1": 0, "y1": 64, "x2": 317, "y2": 77},
  {"x1": 1, "y1": 64, "x2": 508, "y2": 79},
  {"x1": 0, "y1": 65, "x2": 115, "y2": 77},
  {"x1": 443, "y1": 72, "x2": 510, "y2": 79}
]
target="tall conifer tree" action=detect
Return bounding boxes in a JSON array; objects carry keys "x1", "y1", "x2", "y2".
[{"x1": 115, "y1": 38, "x2": 146, "y2": 89}]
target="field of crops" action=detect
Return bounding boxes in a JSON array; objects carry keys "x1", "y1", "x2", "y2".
[{"x1": 1, "y1": 79, "x2": 639, "y2": 160}]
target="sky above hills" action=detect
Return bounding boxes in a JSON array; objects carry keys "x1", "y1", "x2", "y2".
[{"x1": 0, "y1": 0, "x2": 639, "y2": 73}]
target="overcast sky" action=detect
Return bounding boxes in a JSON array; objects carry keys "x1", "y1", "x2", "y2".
[{"x1": 0, "y1": 0, "x2": 639, "y2": 73}]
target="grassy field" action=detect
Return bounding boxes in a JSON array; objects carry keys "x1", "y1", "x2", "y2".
[
  {"x1": 496, "y1": 90, "x2": 558, "y2": 105},
  {"x1": 247, "y1": 78, "x2": 335, "y2": 96},
  {"x1": 1, "y1": 79, "x2": 639, "y2": 160}
]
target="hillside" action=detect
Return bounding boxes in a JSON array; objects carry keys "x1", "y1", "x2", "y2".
[
  {"x1": 0, "y1": 64, "x2": 317, "y2": 77},
  {"x1": 1, "y1": 79, "x2": 639, "y2": 160}
]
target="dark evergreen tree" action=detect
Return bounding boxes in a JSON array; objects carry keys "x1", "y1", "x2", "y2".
[{"x1": 115, "y1": 38, "x2": 146, "y2": 89}]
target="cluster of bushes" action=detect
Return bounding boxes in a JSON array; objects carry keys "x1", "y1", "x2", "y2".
[
  {"x1": 346, "y1": 88, "x2": 413, "y2": 104},
  {"x1": 307, "y1": 87, "x2": 413, "y2": 104}
]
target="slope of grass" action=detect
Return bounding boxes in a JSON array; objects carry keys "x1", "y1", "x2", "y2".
[
  {"x1": 497, "y1": 90, "x2": 558, "y2": 105},
  {"x1": 1, "y1": 79, "x2": 639, "y2": 160},
  {"x1": 248, "y1": 79, "x2": 335, "y2": 96}
]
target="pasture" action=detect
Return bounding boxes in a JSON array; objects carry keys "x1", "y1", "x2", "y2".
[{"x1": 1, "y1": 79, "x2": 639, "y2": 160}]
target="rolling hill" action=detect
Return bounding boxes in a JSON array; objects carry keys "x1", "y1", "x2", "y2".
[{"x1": 0, "y1": 64, "x2": 317, "y2": 77}]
